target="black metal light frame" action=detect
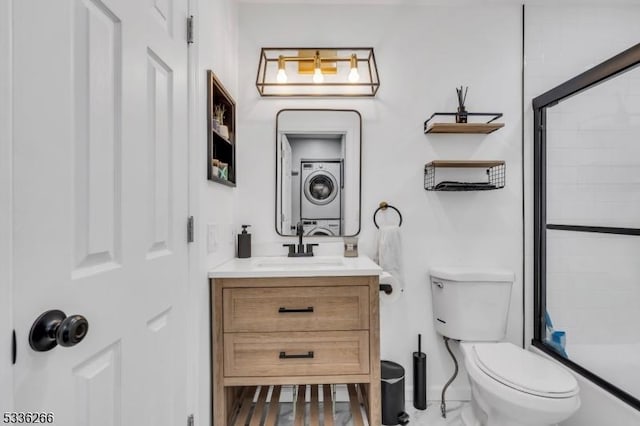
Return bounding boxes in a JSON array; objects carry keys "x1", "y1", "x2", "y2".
[
  {"x1": 256, "y1": 48, "x2": 380, "y2": 97},
  {"x1": 532, "y1": 42, "x2": 640, "y2": 411}
]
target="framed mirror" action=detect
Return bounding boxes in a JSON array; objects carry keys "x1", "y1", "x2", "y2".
[{"x1": 276, "y1": 109, "x2": 361, "y2": 237}]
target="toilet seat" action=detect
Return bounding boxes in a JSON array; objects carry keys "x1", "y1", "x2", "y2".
[{"x1": 472, "y1": 342, "x2": 579, "y2": 398}]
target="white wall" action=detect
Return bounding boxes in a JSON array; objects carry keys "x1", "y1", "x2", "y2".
[
  {"x1": 523, "y1": 3, "x2": 640, "y2": 423},
  {"x1": 0, "y1": 0, "x2": 13, "y2": 411},
  {"x1": 290, "y1": 138, "x2": 342, "y2": 165},
  {"x1": 189, "y1": 0, "x2": 238, "y2": 424},
  {"x1": 237, "y1": 3, "x2": 523, "y2": 400}
]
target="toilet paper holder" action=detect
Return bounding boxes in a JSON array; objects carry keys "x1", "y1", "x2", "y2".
[{"x1": 379, "y1": 283, "x2": 393, "y2": 294}]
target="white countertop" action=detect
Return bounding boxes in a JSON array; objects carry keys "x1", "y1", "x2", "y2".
[{"x1": 208, "y1": 255, "x2": 382, "y2": 278}]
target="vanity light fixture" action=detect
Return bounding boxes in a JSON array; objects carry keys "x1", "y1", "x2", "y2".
[{"x1": 256, "y1": 47, "x2": 380, "y2": 97}]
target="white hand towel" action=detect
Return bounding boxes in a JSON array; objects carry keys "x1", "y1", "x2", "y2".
[{"x1": 376, "y1": 225, "x2": 404, "y2": 292}]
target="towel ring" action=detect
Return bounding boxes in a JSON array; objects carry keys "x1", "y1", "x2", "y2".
[{"x1": 373, "y1": 201, "x2": 403, "y2": 229}]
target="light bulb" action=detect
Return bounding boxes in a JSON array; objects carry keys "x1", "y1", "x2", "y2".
[
  {"x1": 277, "y1": 68, "x2": 287, "y2": 83},
  {"x1": 276, "y1": 56, "x2": 287, "y2": 83},
  {"x1": 348, "y1": 54, "x2": 359, "y2": 83},
  {"x1": 313, "y1": 52, "x2": 323, "y2": 83},
  {"x1": 313, "y1": 67, "x2": 323, "y2": 83},
  {"x1": 348, "y1": 67, "x2": 359, "y2": 83}
]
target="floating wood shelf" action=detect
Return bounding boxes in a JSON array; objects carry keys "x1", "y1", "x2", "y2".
[
  {"x1": 228, "y1": 383, "x2": 370, "y2": 426},
  {"x1": 425, "y1": 122, "x2": 505, "y2": 134},
  {"x1": 423, "y1": 112, "x2": 504, "y2": 134}
]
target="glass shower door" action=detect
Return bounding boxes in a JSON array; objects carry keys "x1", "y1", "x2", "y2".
[{"x1": 533, "y1": 43, "x2": 640, "y2": 411}]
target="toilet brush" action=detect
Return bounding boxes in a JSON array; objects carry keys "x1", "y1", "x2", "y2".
[{"x1": 413, "y1": 334, "x2": 427, "y2": 410}]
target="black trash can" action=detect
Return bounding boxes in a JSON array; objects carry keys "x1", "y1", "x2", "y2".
[{"x1": 381, "y1": 360, "x2": 410, "y2": 425}]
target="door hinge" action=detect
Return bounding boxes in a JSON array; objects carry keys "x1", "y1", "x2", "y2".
[
  {"x1": 187, "y1": 414, "x2": 194, "y2": 426},
  {"x1": 187, "y1": 216, "x2": 194, "y2": 243},
  {"x1": 12, "y1": 329, "x2": 16, "y2": 365},
  {"x1": 187, "y1": 15, "x2": 194, "y2": 44}
]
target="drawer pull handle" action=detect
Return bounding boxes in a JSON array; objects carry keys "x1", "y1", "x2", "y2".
[
  {"x1": 279, "y1": 351, "x2": 314, "y2": 359},
  {"x1": 278, "y1": 307, "x2": 314, "y2": 313}
]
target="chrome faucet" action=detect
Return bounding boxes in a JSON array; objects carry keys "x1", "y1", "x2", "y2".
[{"x1": 283, "y1": 221, "x2": 318, "y2": 257}]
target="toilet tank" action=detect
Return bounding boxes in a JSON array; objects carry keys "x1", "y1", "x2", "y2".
[{"x1": 429, "y1": 267, "x2": 515, "y2": 341}]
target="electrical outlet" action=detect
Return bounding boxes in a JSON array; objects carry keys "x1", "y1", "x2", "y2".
[{"x1": 207, "y1": 223, "x2": 218, "y2": 253}]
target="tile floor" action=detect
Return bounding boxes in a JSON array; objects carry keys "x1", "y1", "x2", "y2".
[{"x1": 277, "y1": 400, "x2": 467, "y2": 425}]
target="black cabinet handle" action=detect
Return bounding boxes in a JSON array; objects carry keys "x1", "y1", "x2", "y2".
[
  {"x1": 278, "y1": 306, "x2": 314, "y2": 313},
  {"x1": 279, "y1": 351, "x2": 314, "y2": 359}
]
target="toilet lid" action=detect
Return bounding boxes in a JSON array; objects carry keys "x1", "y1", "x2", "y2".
[{"x1": 473, "y1": 343, "x2": 579, "y2": 398}]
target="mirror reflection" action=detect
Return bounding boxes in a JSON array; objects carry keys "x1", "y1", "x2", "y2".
[{"x1": 276, "y1": 109, "x2": 361, "y2": 237}]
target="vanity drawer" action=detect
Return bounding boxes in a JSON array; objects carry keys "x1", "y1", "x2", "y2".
[
  {"x1": 223, "y1": 286, "x2": 369, "y2": 332},
  {"x1": 223, "y1": 331, "x2": 369, "y2": 377}
]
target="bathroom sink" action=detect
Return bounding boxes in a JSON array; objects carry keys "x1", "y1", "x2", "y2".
[
  {"x1": 252, "y1": 256, "x2": 345, "y2": 269},
  {"x1": 209, "y1": 255, "x2": 381, "y2": 278}
]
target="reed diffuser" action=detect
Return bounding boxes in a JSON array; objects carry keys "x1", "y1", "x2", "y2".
[{"x1": 456, "y1": 86, "x2": 468, "y2": 123}]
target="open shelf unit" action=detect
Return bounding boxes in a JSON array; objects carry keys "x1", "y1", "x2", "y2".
[
  {"x1": 426, "y1": 122, "x2": 505, "y2": 134},
  {"x1": 226, "y1": 383, "x2": 371, "y2": 426},
  {"x1": 423, "y1": 112, "x2": 504, "y2": 134},
  {"x1": 424, "y1": 160, "x2": 506, "y2": 191},
  {"x1": 207, "y1": 70, "x2": 236, "y2": 186}
]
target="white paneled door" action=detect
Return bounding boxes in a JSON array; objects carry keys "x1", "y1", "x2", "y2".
[
  {"x1": 10, "y1": 0, "x2": 190, "y2": 425},
  {"x1": 281, "y1": 134, "x2": 293, "y2": 233},
  {"x1": 0, "y1": 0, "x2": 13, "y2": 413}
]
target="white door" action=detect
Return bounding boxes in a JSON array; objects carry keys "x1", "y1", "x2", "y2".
[
  {"x1": 0, "y1": 0, "x2": 13, "y2": 412},
  {"x1": 10, "y1": 1, "x2": 190, "y2": 425},
  {"x1": 281, "y1": 134, "x2": 293, "y2": 233}
]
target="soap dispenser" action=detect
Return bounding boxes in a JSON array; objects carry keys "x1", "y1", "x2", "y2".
[{"x1": 237, "y1": 225, "x2": 251, "y2": 258}]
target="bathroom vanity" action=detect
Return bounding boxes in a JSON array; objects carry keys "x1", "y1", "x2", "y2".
[{"x1": 209, "y1": 256, "x2": 381, "y2": 425}]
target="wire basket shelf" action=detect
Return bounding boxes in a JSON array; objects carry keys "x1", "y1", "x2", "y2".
[{"x1": 424, "y1": 161, "x2": 506, "y2": 191}]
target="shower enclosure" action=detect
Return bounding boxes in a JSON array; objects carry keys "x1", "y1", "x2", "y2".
[{"x1": 533, "y1": 43, "x2": 640, "y2": 411}]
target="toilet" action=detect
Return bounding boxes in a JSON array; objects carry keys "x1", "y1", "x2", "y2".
[{"x1": 429, "y1": 267, "x2": 580, "y2": 426}]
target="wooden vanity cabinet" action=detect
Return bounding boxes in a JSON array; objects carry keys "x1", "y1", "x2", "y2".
[{"x1": 211, "y1": 275, "x2": 381, "y2": 425}]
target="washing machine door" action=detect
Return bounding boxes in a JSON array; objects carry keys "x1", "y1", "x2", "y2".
[
  {"x1": 307, "y1": 227, "x2": 334, "y2": 236},
  {"x1": 304, "y1": 170, "x2": 339, "y2": 206},
  {"x1": 303, "y1": 220, "x2": 340, "y2": 236}
]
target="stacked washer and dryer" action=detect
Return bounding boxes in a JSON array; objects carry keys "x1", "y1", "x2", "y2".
[{"x1": 300, "y1": 160, "x2": 342, "y2": 236}]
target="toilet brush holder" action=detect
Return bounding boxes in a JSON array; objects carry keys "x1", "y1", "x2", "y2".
[{"x1": 413, "y1": 334, "x2": 427, "y2": 410}]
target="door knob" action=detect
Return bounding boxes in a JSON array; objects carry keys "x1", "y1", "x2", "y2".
[{"x1": 29, "y1": 309, "x2": 89, "y2": 352}]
